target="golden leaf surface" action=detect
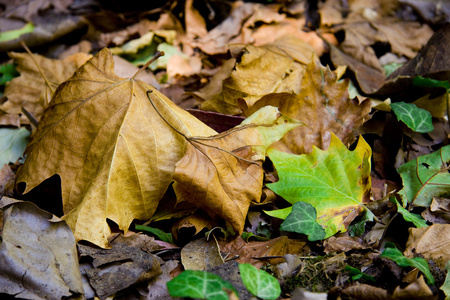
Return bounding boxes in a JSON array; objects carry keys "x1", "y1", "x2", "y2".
[
  {"x1": 242, "y1": 57, "x2": 372, "y2": 154},
  {"x1": 173, "y1": 106, "x2": 301, "y2": 234},
  {"x1": 2, "y1": 52, "x2": 91, "y2": 124},
  {"x1": 16, "y1": 48, "x2": 216, "y2": 248}
]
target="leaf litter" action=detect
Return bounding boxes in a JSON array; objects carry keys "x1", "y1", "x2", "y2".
[{"x1": 0, "y1": 0, "x2": 449, "y2": 299}]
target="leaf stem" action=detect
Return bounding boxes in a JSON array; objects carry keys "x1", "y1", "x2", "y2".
[{"x1": 132, "y1": 51, "x2": 165, "y2": 79}]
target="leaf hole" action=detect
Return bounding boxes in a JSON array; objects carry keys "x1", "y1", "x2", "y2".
[{"x1": 421, "y1": 163, "x2": 430, "y2": 169}]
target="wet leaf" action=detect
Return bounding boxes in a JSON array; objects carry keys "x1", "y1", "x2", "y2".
[
  {"x1": 16, "y1": 48, "x2": 216, "y2": 248},
  {"x1": 174, "y1": 106, "x2": 301, "y2": 234},
  {"x1": 239, "y1": 263, "x2": 281, "y2": 300},
  {"x1": 266, "y1": 134, "x2": 372, "y2": 238},
  {"x1": 167, "y1": 270, "x2": 237, "y2": 300},
  {"x1": 391, "y1": 102, "x2": 433, "y2": 133},
  {"x1": 381, "y1": 243, "x2": 434, "y2": 285},
  {"x1": 0, "y1": 127, "x2": 30, "y2": 166},
  {"x1": 397, "y1": 145, "x2": 450, "y2": 207},
  {"x1": 279, "y1": 201, "x2": 326, "y2": 241}
]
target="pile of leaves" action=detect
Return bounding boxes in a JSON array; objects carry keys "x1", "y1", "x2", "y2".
[{"x1": 0, "y1": 0, "x2": 449, "y2": 299}]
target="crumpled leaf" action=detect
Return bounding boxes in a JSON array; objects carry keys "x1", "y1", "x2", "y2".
[
  {"x1": 173, "y1": 106, "x2": 301, "y2": 235},
  {"x1": 0, "y1": 197, "x2": 83, "y2": 299},
  {"x1": 266, "y1": 133, "x2": 372, "y2": 238},
  {"x1": 2, "y1": 51, "x2": 91, "y2": 124},
  {"x1": 181, "y1": 238, "x2": 224, "y2": 271},
  {"x1": 397, "y1": 144, "x2": 450, "y2": 207},
  {"x1": 0, "y1": 127, "x2": 30, "y2": 166},
  {"x1": 78, "y1": 234, "x2": 162, "y2": 300},
  {"x1": 404, "y1": 224, "x2": 450, "y2": 268},
  {"x1": 243, "y1": 58, "x2": 372, "y2": 155},
  {"x1": 15, "y1": 48, "x2": 216, "y2": 248},
  {"x1": 200, "y1": 35, "x2": 314, "y2": 115}
]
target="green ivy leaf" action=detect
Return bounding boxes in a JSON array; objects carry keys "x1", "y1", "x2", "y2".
[
  {"x1": 279, "y1": 201, "x2": 326, "y2": 241},
  {"x1": 380, "y1": 243, "x2": 434, "y2": 285},
  {"x1": 390, "y1": 102, "x2": 433, "y2": 133},
  {"x1": 239, "y1": 263, "x2": 281, "y2": 300},
  {"x1": 397, "y1": 145, "x2": 450, "y2": 207},
  {"x1": 391, "y1": 198, "x2": 428, "y2": 228},
  {"x1": 167, "y1": 270, "x2": 237, "y2": 300},
  {"x1": 135, "y1": 224, "x2": 174, "y2": 244},
  {"x1": 266, "y1": 133, "x2": 373, "y2": 238},
  {"x1": 0, "y1": 128, "x2": 30, "y2": 166}
]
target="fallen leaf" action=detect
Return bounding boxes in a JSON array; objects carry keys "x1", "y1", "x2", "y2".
[
  {"x1": 0, "y1": 127, "x2": 30, "y2": 166},
  {"x1": 397, "y1": 144, "x2": 450, "y2": 207},
  {"x1": 2, "y1": 51, "x2": 91, "y2": 124},
  {"x1": 181, "y1": 238, "x2": 224, "y2": 271},
  {"x1": 266, "y1": 133, "x2": 372, "y2": 238},
  {"x1": 173, "y1": 106, "x2": 301, "y2": 235},
  {"x1": 0, "y1": 197, "x2": 83, "y2": 299},
  {"x1": 218, "y1": 236, "x2": 308, "y2": 268},
  {"x1": 0, "y1": 164, "x2": 15, "y2": 198},
  {"x1": 15, "y1": 48, "x2": 216, "y2": 248},
  {"x1": 208, "y1": 261, "x2": 254, "y2": 300},
  {"x1": 404, "y1": 224, "x2": 450, "y2": 268},
  {"x1": 78, "y1": 234, "x2": 162, "y2": 300},
  {"x1": 200, "y1": 35, "x2": 314, "y2": 115},
  {"x1": 243, "y1": 58, "x2": 372, "y2": 155}
]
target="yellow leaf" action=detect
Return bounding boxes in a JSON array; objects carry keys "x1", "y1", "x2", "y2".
[
  {"x1": 16, "y1": 48, "x2": 216, "y2": 248},
  {"x1": 173, "y1": 106, "x2": 301, "y2": 234},
  {"x1": 2, "y1": 52, "x2": 91, "y2": 124}
]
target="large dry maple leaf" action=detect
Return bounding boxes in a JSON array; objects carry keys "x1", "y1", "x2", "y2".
[{"x1": 16, "y1": 48, "x2": 216, "y2": 248}]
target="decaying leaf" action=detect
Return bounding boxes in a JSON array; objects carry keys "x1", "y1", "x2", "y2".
[
  {"x1": 15, "y1": 48, "x2": 216, "y2": 248},
  {"x1": 173, "y1": 106, "x2": 302, "y2": 235},
  {"x1": 180, "y1": 238, "x2": 224, "y2": 271},
  {"x1": 2, "y1": 51, "x2": 91, "y2": 124},
  {"x1": 78, "y1": 234, "x2": 162, "y2": 300},
  {"x1": 0, "y1": 197, "x2": 83, "y2": 299},
  {"x1": 200, "y1": 35, "x2": 314, "y2": 115},
  {"x1": 266, "y1": 133, "x2": 372, "y2": 238},
  {"x1": 243, "y1": 58, "x2": 372, "y2": 154},
  {"x1": 404, "y1": 224, "x2": 450, "y2": 268}
]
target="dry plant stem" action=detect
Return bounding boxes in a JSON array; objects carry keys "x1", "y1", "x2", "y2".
[
  {"x1": 21, "y1": 107, "x2": 38, "y2": 128},
  {"x1": 132, "y1": 51, "x2": 165, "y2": 79},
  {"x1": 20, "y1": 41, "x2": 54, "y2": 106}
]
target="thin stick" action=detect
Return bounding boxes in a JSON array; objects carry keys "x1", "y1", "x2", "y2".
[{"x1": 132, "y1": 51, "x2": 165, "y2": 79}]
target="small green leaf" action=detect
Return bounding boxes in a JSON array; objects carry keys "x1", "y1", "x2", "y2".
[
  {"x1": 279, "y1": 201, "x2": 326, "y2": 241},
  {"x1": 0, "y1": 128, "x2": 30, "y2": 166},
  {"x1": 413, "y1": 76, "x2": 450, "y2": 91},
  {"x1": 390, "y1": 102, "x2": 433, "y2": 133},
  {"x1": 0, "y1": 22, "x2": 35, "y2": 42},
  {"x1": 391, "y1": 198, "x2": 428, "y2": 228},
  {"x1": 397, "y1": 145, "x2": 450, "y2": 207},
  {"x1": 239, "y1": 263, "x2": 281, "y2": 300},
  {"x1": 380, "y1": 243, "x2": 434, "y2": 285},
  {"x1": 440, "y1": 261, "x2": 450, "y2": 298},
  {"x1": 167, "y1": 270, "x2": 237, "y2": 300},
  {"x1": 344, "y1": 265, "x2": 375, "y2": 282},
  {"x1": 241, "y1": 232, "x2": 269, "y2": 242},
  {"x1": 135, "y1": 224, "x2": 173, "y2": 244},
  {"x1": 383, "y1": 62, "x2": 403, "y2": 77},
  {"x1": 0, "y1": 63, "x2": 19, "y2": 86}
]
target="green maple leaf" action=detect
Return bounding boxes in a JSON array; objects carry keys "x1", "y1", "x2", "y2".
[{"x1": 266, "y1": 133, "x2": 373, "y2": 238}]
